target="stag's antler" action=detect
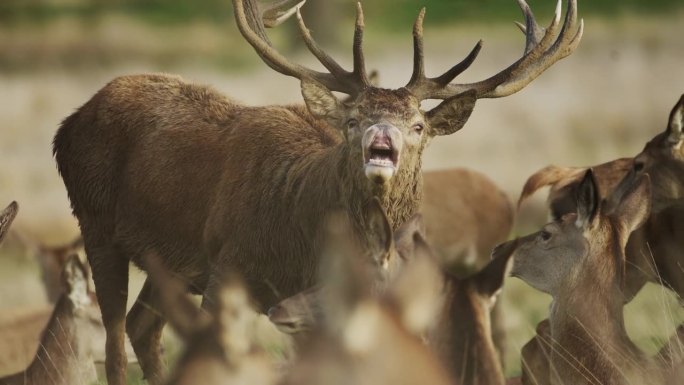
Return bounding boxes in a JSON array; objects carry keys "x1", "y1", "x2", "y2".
[
  {"x1": 233, "y1": 0, "x2": 370, "y2": 96},
  {"x1": 406, "y1": 0, "x2": 583, "y2": 100}
]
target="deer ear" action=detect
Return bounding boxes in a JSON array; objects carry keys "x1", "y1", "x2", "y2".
[
  {"x1": 144, "y1": 253, "x2": 205, "y2": 341},
  {"x1": 301, "y1": 79, "x2": 345, "y2": 125},
  {"x1": 606, "y1": 173, "x2": 651, "y2": 235},
  {"x1": 426, "y1": 90, "x2": 476, "y2": 136},
  {"x1": 575, "y1": 169, "x2": 599, "y2": 229},
  {"x1": 385, "y1": 234, "x2": 443, "y2": 335},
  {"x1": 474, "y1": 239, "x2": 517, "y2": 302},
  {"x1": 62, "y1": 254, "x2": 91, "y2": 309},
  {"x1": 366, "y1": 198, "x2": 393, "y2": 269},
  {"x1": 0, "y1": 201, "x2": 18, "y2": 244},
  {"x1": 393, "y1": 214, "x2": 425, "y2": 260},
  {"x1": 666, "y1": 94, "x2": 684, "y2": 145}
]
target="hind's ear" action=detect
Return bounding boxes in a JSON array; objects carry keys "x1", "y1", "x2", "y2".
[
  {"x1": 62, "y1": 254, "x2": 91, "y2": 308},
  {"x1": 666, "y1": 94, "x2": 684, "y2": 144},
  {"x1": 575, "y1": 169, "x2": 599, "y2": 229},
  {"x1": 144, "y1": 253, "x2": 206, "y2": 341},
  {"x1": 0, "y1": 201, "x2": 18, "y2": 244},
  {"x1": 474, "y1": 240, "x2": 517, "y2": 305},
  {"x1": 426, "y1": 90, "x2": 476, "y2": 137},
  {"x1": 385, "y1": 235, "x2": 443, "y2": 335},
  {"x1": 301, "y1": 79, "x2": 345, "y2": 126},
  {"x1": 607, "y1": 173, "x2": 651, "y2": 235}
]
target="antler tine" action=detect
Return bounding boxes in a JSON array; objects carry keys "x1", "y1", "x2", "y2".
[
  {"x1": 233, "y1": 0, "x2": 365, "y2": 95},
  {"x1": 407, "y1": 8, "x2": 426, "y2": 88},
  {"x1": 261, "y1": 0, "x2": 306, "y2": 28},
  {"x1": 411, "y1": 0, "x2": 583, "y2": 100},
  {"x1": 295, "y1": 8, "x2": 348, "y2": 78},
  {"x1": 405, "y1": 8, "x2": 482, "y2": 99},
  {"x1": 352, "y1": 2, "x2": 370, "y2": 86}
]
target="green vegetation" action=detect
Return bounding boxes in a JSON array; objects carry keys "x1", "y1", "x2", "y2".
[{"x1": 0, "y1": 0, "x2": 682, "y2": 27}]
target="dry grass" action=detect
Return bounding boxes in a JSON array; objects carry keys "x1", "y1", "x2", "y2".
[{"x1": 0, "y1": 11, "x2": 683, "y2": 382}]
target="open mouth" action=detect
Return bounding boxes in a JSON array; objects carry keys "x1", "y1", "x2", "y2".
[{"x1": 365, "y1": 139, "x2": 399, "y2": 169}]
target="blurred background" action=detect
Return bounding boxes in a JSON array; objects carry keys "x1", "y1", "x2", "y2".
[{"x1": 0, "y1": 0, "x2": 683, "y2": 381}]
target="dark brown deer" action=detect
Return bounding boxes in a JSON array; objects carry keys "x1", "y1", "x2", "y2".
[
  {"x1": 0, "y1": 256, "x2": 106, "y2": 385},
  {"x1": 52, "y1": 0, "x2": 582, "y2": 383},
  {"x1": 510, "y1": 169, "x2": 667, "y2": 385}
]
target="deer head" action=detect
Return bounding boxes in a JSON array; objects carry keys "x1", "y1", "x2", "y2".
[
  {"x1": 511, "y1": 169, "x2": 651, "y2": 298},
  {"x1": 233, "y1": 0, "x2": 583, "y2": 186},
  {"x1": 624, "y1": 94, "x2": 684, "y2": 213}
]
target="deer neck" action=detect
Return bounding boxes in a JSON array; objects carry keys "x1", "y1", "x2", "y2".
[
  {"x1": 549, "y1": 270, "x2": 647, "y2": 384},
  {"x1": 27, "y1": 296, "x2": 97, "y2": 385},
  {"x1": 336, "y1": 144, "x2": 423, "y2": 231}
]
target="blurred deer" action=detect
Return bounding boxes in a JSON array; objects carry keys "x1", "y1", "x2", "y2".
[
  {"x1": 423, "y1": 168, "x2": 513, "y2": 364},
  {"x1": 270, "y1": 203, "x2": 516, "y2": 384},
  {"x1": 518, "y1": 95, "x2": 684, "y2": 302},
  {"x1": 279, "y1": 210, "x2": 453, "y2": 385},
  {"x1": 0, "y1": 256, "x2": 105, "y2": 385},
  {"x1": 144, "y1": 255, "x2": 276, "y2": 385},
  {"x1": 510, "y1": 169, "x2": 670, "y2": 385},
  {"x1": 53, "y1": 0, "x2": 582, "y2": 383}
]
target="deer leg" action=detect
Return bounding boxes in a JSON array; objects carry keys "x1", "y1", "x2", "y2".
[
  {"x1": 126, "y1": 277, "x2": 167, "y2": 385},
  {"x1": 86, "y1": 242, "x2": 129, "y2": 385}
]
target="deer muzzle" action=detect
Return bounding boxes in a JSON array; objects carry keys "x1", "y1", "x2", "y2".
[{"x1": 362, "y1": 123, "x2": 403, "y2": 184}]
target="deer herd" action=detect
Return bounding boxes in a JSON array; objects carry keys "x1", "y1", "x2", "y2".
[{"x1": 0, "y1": 0, "x2": 682, "y2": 384}]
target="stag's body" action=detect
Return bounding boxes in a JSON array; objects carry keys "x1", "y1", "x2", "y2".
[{"x1": 53, "y1": 0, "x2": 582, "y2": 383}]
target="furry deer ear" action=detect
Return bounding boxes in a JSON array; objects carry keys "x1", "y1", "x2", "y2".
[
  {"x1": 385, "y1": 235, "x2": 443, "y2": 335},
  {"x1": 144, "y1": 253, "x2": 206, "y2": 341},
  {"x1": 62, "y1": 254, "x2": 91, "y2": 309},
  {"x1": 426, "y1": 90, "x2": 476, "y2": 136},
  {"x1": 666, "y1": 94, "x2": 684, "y2": 145},
  {"x1": 393, "y1": 214, "x2": 425, "y2": 260},
  {"x1": 575, "y1": 169, "x2": 599, "y2": 229},
  {"x1": 606, "y1": 173, "x2": 651, "y2": 235},
  {"x1": 366, "y1": 198, "x2": 393, "y2": 269},
  {"x1": 474, "y1": 240, "x2": 517, "y2": 303},
  {"x1": 0, "y1": 201, "x2": 18, "y2": 244},
  {"x1": 301, "y1": 79, "x2": 345, "y2": 125}
]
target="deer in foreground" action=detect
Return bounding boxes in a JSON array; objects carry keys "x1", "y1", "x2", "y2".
[
  {"x1": 279, "y1": 210, "x2": 453, "y2": 385},
  {"x1": 422, "y1": 168, "x2": 514, "y2": 364},
  {"x1": 510, "y1": 169, "x2": 669, "y2": 385},
  {"x1": 52, "y1": 0, "x2": 582, "y2": 383},
  {"x1": 0, "y1": 255, "x2": 105, "y2": 385},
  {"x1": 144, "y1": 255, "x2": 276, "y2": 385},
  {"x1": 270, "y1": 204, "x2": 516, "y2": 385},
  {"x1": 518, "y1": 95, "x2": 684, "y2": 302}
]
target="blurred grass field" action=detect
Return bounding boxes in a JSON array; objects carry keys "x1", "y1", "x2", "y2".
[{"x1": 0, "y1": 0, "x2": 683, "y2": 382}]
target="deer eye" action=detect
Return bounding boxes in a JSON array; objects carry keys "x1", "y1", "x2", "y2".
[
  {"x1": 413, "y1": 123, "x2": 425, "y2": 134},
  {"x1": 633, "y1": 161, "x2": 644, "y2": 172},
  {"x1": 539, "y1": 231, "x2": 552, "y2": 242},
  {"x1": 346, "y1": 119, "x2": 359, "y2": 130}
]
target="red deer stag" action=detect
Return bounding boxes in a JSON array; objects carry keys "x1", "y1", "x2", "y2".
[
  {"x1": 510, "y1": 169, "x2": 668, "y2": 385},
  {"x1": 52, "y1": 0, "x2": 582, "y2": 383},
  {"x1": 0, "y1": 256, "x2": 106, "y2": 385}
]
